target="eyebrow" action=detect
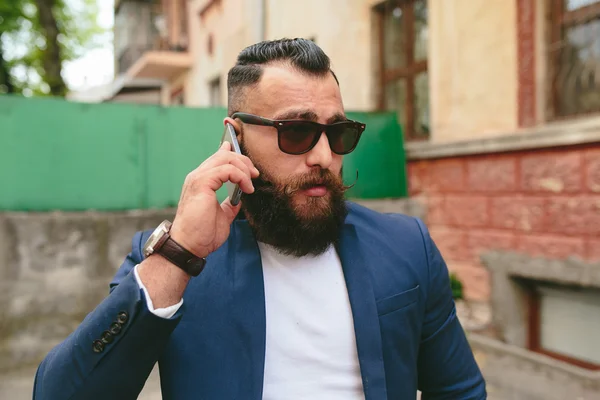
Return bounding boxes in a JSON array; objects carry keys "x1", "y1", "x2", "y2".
[{"x1": 272, "y1": 109, "x2": 347, "y2": 124}]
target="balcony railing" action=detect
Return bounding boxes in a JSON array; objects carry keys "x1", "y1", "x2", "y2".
[
  {"x1": 117, "y1": 40, "x2": 187, "y2": 75},
  {"x1": 114, "y1": 0, "x2": 191, "y2": 80}
]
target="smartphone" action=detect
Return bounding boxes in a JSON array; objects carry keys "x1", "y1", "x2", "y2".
[{"x1": 220, "y1": 123, "x2": 243, "y2": 205}]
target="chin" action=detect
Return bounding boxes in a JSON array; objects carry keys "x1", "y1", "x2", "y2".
[{"x1": 292, "y1": 194, "x2": 333, "y2": 219}]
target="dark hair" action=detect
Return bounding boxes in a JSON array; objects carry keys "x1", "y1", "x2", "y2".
[{"x1": 227, "y1": 38, "x2": 339, "y2": 115}]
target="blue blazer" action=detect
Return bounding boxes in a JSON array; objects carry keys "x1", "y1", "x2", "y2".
[{"x1": 33, "y1": 202, "x2": 486, "y2": 399}]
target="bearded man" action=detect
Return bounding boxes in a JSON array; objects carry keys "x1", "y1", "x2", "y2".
[{"x1": 34, "y1": 38, "x2": 486, "y2": 400}]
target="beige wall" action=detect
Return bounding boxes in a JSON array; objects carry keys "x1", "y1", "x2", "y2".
[
  {"x1": 429, "y1": 0, "x2": 519, "y2": 143},
  {"x1": 187, "y1": 0, "x2": 255, "y2": 108},
  {"x1": 266, "y1": 0, "x2": 381, "y2": 111},
  {"x1": 181, "y1": 0, "x2": 523, "y2": 143},
  {"x1": 186, "y1": 0, "x2": 382, "y2": 111},
  {"x1": 161, "y1": 71, "x2": 190, "y2": 106},
  {"x1": 112, "y1": 90, "x2": 162, "y2": 104}
]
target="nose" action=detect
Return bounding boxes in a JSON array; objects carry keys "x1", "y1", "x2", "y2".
[{"x1": 305, "y1": 132, "x2": 333, "y2": 169}]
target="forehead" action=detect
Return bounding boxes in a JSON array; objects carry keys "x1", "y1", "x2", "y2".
[{"x1": 247, "y1": 64, "x2": 344, "y2": 120}]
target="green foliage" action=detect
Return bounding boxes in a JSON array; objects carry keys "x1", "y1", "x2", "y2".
[
  {"x1": 450, "y1": 272, "x2": 464, "y2": 300},
  {"x1": 0, "y1": 0, "x2": 106, "y2": 96},
  {"x1": 0, "y1": 0, "x2": 26, "y2": 32}
]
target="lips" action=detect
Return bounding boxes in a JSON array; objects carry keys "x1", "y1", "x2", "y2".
[{"x1": 302, "y1": 184, "x2": 328, "y2": 197}]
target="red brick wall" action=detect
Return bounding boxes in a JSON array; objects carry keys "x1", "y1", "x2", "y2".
[{"x1": 408, "y1": 143, "x2": 600, "y2": 302}]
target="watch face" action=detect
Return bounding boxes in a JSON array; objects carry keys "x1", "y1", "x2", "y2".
[{"x1": 143, "y1": 220, "x2": 172, "y2": 258}]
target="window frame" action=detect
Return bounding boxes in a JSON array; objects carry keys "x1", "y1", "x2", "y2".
[
  {"x1": 528, "y1": 282, "x2": 600, "y2": 370},
  {"x1": 375, "y1": 0, "x2": 429, "y2": 141}
]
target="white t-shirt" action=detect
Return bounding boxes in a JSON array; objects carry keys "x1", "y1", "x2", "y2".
[
  {"x1": 134, "y1": 243, "x2": 364, "y2": 399},
  {"x1": 258, "y1": 243, "x2": 364, "y2": 399}
]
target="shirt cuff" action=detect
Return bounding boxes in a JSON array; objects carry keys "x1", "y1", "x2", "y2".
[{"x1": 133, "y1": 264, "x2": 183, "y2": 319}]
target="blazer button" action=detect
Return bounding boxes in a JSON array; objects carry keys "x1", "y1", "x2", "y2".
[
  {"x1": 109, "y1": 322, "x2": 122, "y2": 335},
  {"x1": 100, "y1": 330, "x2": 114, "y2": 344},
  {"x1": 116, "y1": 311, "x2": 129, "y2": 324},
  {"x1": 92, "y1": 340, "x2": 105, "y2": 353}
]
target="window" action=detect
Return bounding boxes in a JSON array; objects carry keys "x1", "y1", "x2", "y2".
[
  {"x1": 171, "y1": 87, "x2": 185, "y2": 105},
  {"x1": 528, "y1": 283, "x2": 600, "y2": 370},
  {"x1": 549, "y1": 0, "x2": 600, "y2": 118},
  {"x1": 209, "y1": 77, "x2": 222, "y2": 107},
  {"x1": 375, "y1": 0, "x2": 429, "y2": 140}
]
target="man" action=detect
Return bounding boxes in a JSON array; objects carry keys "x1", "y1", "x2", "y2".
[{"x1": 34, "y1": 38, "x2": 486, "y2": 399}]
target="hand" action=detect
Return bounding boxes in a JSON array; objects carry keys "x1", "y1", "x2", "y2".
[{"x1": 169, "y1": 141, "x2": 259, "y2": 258}]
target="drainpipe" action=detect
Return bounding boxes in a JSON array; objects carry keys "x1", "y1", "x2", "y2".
[{"x1": 258, "y1": 0, "x2": 266, "y2": 41}]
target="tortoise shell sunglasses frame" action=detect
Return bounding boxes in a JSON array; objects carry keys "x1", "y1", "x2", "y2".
[{"x1": 230, "y1": 112, "x2": 366, "y2": 155}]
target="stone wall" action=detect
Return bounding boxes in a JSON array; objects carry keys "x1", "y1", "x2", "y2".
[
  {"x1": 0, "y1": 209, "x2": 176, "y2": 373},
  {"x1": 0, "y1": 199, "x2": 423, "y2": 373},
  {"x1": 407, "y1": 138, "x2": 600, "y2": 302}
]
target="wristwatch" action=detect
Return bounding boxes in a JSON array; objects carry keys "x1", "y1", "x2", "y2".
[{"x1": 142, "y1": 220, "x2": 206, "y2": 277}]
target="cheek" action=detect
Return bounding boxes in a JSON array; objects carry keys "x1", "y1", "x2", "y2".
[
  {"x1": 273, "y1": 155, "x2": 308, "y2": 180},
  {"x1": 331, "y1": 155, "x2": 343, "y2": 174}
]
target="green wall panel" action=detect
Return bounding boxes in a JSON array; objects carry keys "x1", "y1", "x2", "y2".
[
  {"x1": 0, "y1": 95, "x2": 406, "y2": 211},
  {"x1": 345, "y1": 111, "x2": 407, "y2": 199}
]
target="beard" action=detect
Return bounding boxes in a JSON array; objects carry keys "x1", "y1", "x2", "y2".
[{"x1": 239, "y1": 142, "x2": 349, "y2": 257}]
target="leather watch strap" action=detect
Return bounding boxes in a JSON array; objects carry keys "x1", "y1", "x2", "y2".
[{"x1": 157, "y1": 236, "x2": 206, "y2": 277}]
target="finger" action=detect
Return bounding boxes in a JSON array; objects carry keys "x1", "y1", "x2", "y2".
[
  {"x1": 220, "y1": 141, "x2": 231, "y2": 151},
  {"x1": 220, "y1": 196, "x2": 242, "y2": 223},
  {"x1": 235, "y1": 153, "x2": 260, "y2": 177},
  {"x1": 197, "y1": 142, "x2": 230, "y2": 170},
  {"x1": 207, "y1": 164, "x2": 254, "y2": 194},
  {"x1": 201, "y1": 150, "x2": 259, "y2": 178},
  {"x1": 200, "y1": 153, "x2": 252, "y2": 179},
  {"x1": 220, "y1": 152, "x2": 259, "y2": 177},
  {"x1": 227, "y1": 157, "x2": 253, "y2": 180}
]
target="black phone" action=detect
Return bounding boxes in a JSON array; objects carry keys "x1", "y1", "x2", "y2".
[{"x1": 220, "y1": 123, "x2": 243, "y2": 205}]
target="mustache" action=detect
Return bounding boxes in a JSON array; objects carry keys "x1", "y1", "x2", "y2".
[{"x1": 253, "y1": 169, "x2": 354, "y2": 196}]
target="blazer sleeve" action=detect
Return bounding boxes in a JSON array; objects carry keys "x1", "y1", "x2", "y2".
[
  {"x1": 33, "y1": 231, "x2": 184, "y2": 400},
  {"x1": 415, "y1": 218, "x2": 487, "y2": 400}
]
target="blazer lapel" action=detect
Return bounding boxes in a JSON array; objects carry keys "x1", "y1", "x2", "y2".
[
  {"x1": 337, "y1": 223, "x2": 388, "y2": 400},
  {"x1": 226, "y1": 220, "x2": 387, "y2": 399},
  {"x1": 229, "y1": 220, "x2": 266, "y2": 400}
]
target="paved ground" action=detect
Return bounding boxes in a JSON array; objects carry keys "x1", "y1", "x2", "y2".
[
  {"x1": 0, "y1": 365, "x2": 163, "y2": 400},
  {"x1": 3, "y1": 367, "x2": 509, "y2": 400},
  {"x1": 1, "y1": 303, "x2": 492, "y2": 399}
]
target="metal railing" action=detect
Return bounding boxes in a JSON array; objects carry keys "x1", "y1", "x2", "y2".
[
  {"x1": 114, "y1": 0, "x2": 188, "y2": 74},
  {"x1": 117, "y1": 40, "x2": 188, "y2": 74}
]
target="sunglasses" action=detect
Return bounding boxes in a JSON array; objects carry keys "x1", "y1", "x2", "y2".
[{"x1": 231, "y1": 112, "x2": 366, "y2": 155}]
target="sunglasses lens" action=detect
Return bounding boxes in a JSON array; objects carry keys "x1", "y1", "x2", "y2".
[
  {"x1": 328, "y1": 124, "x2": 361, "y2": 154},
  {"x1": 279, "y1": 123, "x2": 319, "y2": 154}
]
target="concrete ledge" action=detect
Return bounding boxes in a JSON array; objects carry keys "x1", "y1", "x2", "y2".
[
  {"x1": 406, "y1": 116, "x2": 600, "y2": 160},
  {"x1": 354, "y1": 198, "x2": 426, "y2": 220},
  {"x1": 481, "y1": 251, "x2": 600, "y2": 348},
  {"x1": 0, "y1": 209, "x2": 176, "y2": 373},
  {"x1": 0, "y1": 198, "x2": 423, "y2": 372},
  {"x1": 470, "y1": 333, "x2": 600, "y2": 400},
  {"x1": 483, "y1": 251, "x2": 600, "y2": 288}
]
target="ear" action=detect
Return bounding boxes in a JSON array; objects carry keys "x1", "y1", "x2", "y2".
[{"x1": 223, "y1": 117, "x2": 243, "y2": 140}]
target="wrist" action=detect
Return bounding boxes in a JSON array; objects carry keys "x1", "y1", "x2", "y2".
[
  {"x1": 137, "y1": 257, "x2": 190, "y2": 309},
  {"x1": 142, "y1": 254, "x2": 191, "y2": 283},
  {"x1": 169, "y1": 226, "x2": 210, "y2": 259},
  {"x1": 143, "y1": 220, "x2": 207, "y2": 277}
]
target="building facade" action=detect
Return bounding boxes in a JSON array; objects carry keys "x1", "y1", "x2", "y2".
[{"x1": 113, "y1": 0, "x2": 600, "y2": 395}]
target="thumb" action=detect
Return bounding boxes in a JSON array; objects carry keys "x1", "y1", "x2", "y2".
[{"x1": 220, "y1": 196, "x2": 242, "y2": 223}]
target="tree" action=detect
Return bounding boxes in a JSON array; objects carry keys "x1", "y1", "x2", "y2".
[
  {"x1": 0, "y1": 0, "x2": 25, "y2": 93},
  {"x1": 0, "y1": 0, "x2": 105, "y2": 96},
  {"x1": 34, "y1": 0, "x2": 66, "y2": 95}
]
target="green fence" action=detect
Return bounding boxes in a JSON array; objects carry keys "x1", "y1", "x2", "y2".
[{"x1": 0, "y1": 95, "x2": 407, "y2": 211}]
